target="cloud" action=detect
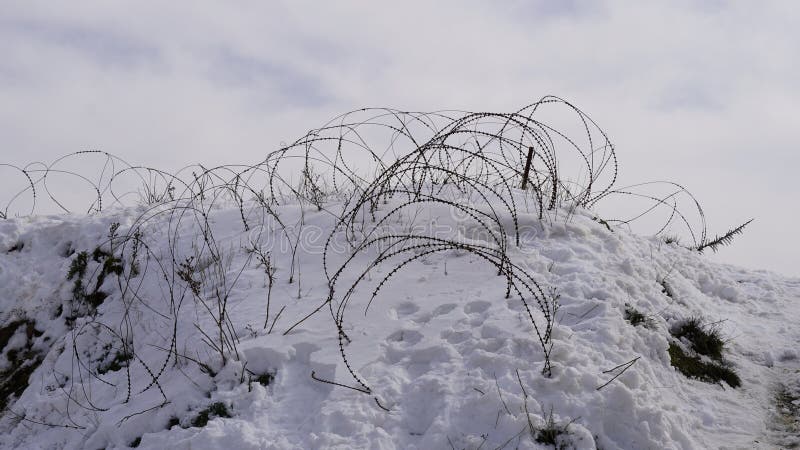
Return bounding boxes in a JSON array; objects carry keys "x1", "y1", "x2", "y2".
[
  {"x1": 206, "y1": 47, "x2": 334, "y2": 108},
  {"x1": 652, "y1": 80, "x2": 726, "y2": 112},
  {"x1": 0, "y1": 17, "x2": 159, "y2": 69},
  {"x1": 504, "y1": 0, "x2": 607, "y2": 20}
]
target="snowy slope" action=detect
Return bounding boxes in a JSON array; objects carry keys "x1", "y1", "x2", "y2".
[{"x1": 0, "y1": 197, "x2": 798, "y2": 450}]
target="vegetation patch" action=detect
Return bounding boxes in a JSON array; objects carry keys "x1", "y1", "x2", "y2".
[
  {"x1": 250, "y1": 370, "x2": 276, "y2": 387},
  {"x1": 768, "y1": 382, "x2": 800, "y2": 446},
  {"x1": 775, "y1": 384, "x2": 800, "y2": 418},
  {"x1": 0, "y1": 319, "x2": 38, "y2": 349},
  {"x1": 65, "y1": 242, "x2": 124, "y2": 324},
  {"x1": 671, "y1": 317, "x2": 724, "y2": 360},
  {"x1": 191, "y1": 402, "x2": 232, "y2": 428},
  {"x1": 535, "y1": 408, "x2": 574, "y2": 449},
  {"x1": 166, "y1": 417, "x2": 180, "y2": 429},
  {"x1": 90, "y1": 248, "x2": 124, "y2": 296},
  {"x1": 0, "y1": 319, "x2": 45, "y2": 411},
  {"x1": 624, "y1": 305, "x2": 653, "y2": 328},
  {"x1": 67, "y1": 251, "x2": 89, "y2": 280},
  {"x1": 668, "y1": 317, "x2": 739, "y2": 387},
  {"x1": 668, "y1": 343, "x2": 741, "y2": 388}
]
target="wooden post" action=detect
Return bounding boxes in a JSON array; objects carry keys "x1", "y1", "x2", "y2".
[{"x1": 521, "y1": 146, "x2": 534, "y2": 189}]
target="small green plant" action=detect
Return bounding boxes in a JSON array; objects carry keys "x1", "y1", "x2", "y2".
[
  {"x1": 91, "y1": 247, "x2": 124, "y2": 290},
  {"x1": 67, "y1": 251, "x2": 89, "y2": 280},
  {"x1": 662, "y1": 235, "x2": 680, "y2": 245},
  {"x1": 0, "y1": 319, "x2": 44, "y2": 411},
  {"x1": 535, "y1": 407, "x2": 574, "y2": 449},
  {"x1": 65, "y1": 240, "x2": 124, "y2": 318},
  {"x1": 668, "y1": 343, "x2": 741, "y2": 388},
  {"x1": 624, "y1": 305, "x2": 653, "y2": 328},
  {"x1": 668, "y1": 317, "x2": 740, "y2": 387},
  {"x1": 248, "y1": 370, "x2": 276, "y2": 390},
  {"x1": 695, "y1": 219, "x2": 753, "y2": 253},
  {"x1": 191, "y1": 402, "x2": 231, "y2": 427},
  {"x1": 671, "y1": 317, "x2": 724, "y2": 360}
]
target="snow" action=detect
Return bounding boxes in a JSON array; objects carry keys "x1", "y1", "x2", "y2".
[{"x1": 0, "y1": 193, "x2": 798, "y2": 450}]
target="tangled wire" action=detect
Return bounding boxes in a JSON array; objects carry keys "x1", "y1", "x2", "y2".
[{"x1": 1, "y1": 96, "x2": 718, "y2": 425}]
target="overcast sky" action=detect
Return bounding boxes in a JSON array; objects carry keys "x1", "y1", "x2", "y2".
[{"x1": 1, "y1": 1, "x2": 798, "y2": 276}]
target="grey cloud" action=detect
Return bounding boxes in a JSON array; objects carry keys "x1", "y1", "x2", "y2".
[
  {"x1": 504, "y1": 0, "x2": 607, "y2": 20},
  {"x1": 653, "y1": 81, "x2": 726, "y2": 112},
  {"x1": 206, "y1": 47, "x2": 334, "y2": 108},
  {"x1": 0, "y1": 18, "x2": 159, "y2": 68}
]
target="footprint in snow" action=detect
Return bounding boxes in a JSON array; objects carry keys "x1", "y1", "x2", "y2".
[
  {"x1": 402, "y1": 377, "x2": 447, "y2": 436},
  {"x1": 464, "y1": 300, "x2": 491, "y2": 314},
  {"x1": 392, "y1": 301, "x2": 420, "y2": 318},
  {"x1": 432, "y1": 303, "x2": 457, "y2": 317},
  {"x1": 386, "y1": 329, "x2": 424, "y2": 346},
  {"x1": 411, "y1": 303, "x2": 458, "y2": 324}
]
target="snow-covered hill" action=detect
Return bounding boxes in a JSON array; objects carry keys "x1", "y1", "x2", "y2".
[
  {"x1": 1, "y1": 101, "x2": 798, "y2": 449},
  {"x1": 2, "y1": 197, "x2": 798, "y2": 449}
]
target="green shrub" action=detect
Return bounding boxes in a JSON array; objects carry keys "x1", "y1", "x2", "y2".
[
  {"x1": 67, "y1": 251, "x2": 89, "y2": 280},
  {"x1": 92, "y1": 247, "x2": 123, "y2": 289},
  {"x1": 624, "y1": 306, "x2": 653, "y2": 328},
  {"x1": 65, "y1": 243, "x2": 124, "y2": 316},
  {"x1": 668, "y1": 343, "x2": 741, "y2": 388},
  {"x1": 0, "y1": 319, "x2": 44, "y2": 410},
  {"x1": 671, "y1": 317, "x2": 724, "y2": 361}
]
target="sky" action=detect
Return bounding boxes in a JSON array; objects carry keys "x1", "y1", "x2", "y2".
[{"x1": 1, "y1": 1, "x2": 798, "y2": 276}]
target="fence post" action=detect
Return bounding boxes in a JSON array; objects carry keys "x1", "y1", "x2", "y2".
[{"x1": 521, "y1": 146, "x2": 534, "y2": 189}]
